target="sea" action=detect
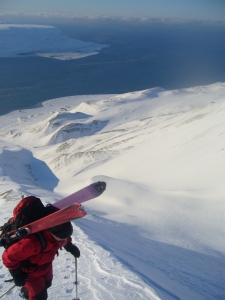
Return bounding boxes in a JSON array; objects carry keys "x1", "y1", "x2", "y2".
[{"x1": 0, "y1": 18, "x2": 225, "y2": 116}]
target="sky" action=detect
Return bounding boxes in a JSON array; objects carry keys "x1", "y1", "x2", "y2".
[{"x1": 1, "y1": 0, "x2": 225, "y2": 21}]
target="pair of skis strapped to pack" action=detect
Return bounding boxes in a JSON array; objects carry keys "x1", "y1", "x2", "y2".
[{"x1": 0, "y1": 181, "x2": 106, "y2": 246}]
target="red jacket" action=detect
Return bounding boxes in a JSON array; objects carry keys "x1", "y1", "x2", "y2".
[{"x1": 2, "y1": 230, "x2": 71, "y2": 273}]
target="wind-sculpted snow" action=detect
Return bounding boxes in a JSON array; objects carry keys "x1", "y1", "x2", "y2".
[
  {"x1": 47, "y1": 119, "x2": 109, "y2": 145},
  {"x1": 46, "y1": 111, "x2": 108, "y2": 145},
  {"x1": 5, "y1": 111, "x2": 108, "y2": 146},
  {"x1": 0, "y1": 83, "x2": 225, "y2": 299},
  {"x1": 0, "y1": 146, "x2": 59, "y2": 190},
  {"x1": 50, "y1": 112, "x2": 92, "y2": 126}
]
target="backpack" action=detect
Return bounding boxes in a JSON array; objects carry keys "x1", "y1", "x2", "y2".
[{"x1": 0, "y1": 196, "x2": 48, "y2": 250}]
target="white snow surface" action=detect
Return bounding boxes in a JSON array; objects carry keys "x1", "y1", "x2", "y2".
[
  {"x1": 0, "y1": 83, "x2": 225, "y2": 299},
  {"x1": 0, "y1": 24, "x2": 107, "y2": 60}
]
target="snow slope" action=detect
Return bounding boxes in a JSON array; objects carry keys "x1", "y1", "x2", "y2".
[
  {"x1": 0, "y1": 24, "x2": 107, "y2": 60},
  {"x1": 0, "y1": 83, "x2": 225, "y2": 299}
]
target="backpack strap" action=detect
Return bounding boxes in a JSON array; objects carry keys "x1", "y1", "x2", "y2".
[{"x1": 34, "y1": 232, "x2": 47, "y2": 252}]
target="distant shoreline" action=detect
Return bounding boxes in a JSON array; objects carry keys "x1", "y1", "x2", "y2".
[
  {"x1": 0, "y1": 24, "x2": 107, "y2": 60},
  {"x1": 1, "y1": 21, "x2": 225, "y2": 116}
]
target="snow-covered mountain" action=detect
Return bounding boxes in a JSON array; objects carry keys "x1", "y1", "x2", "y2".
[{"x1": 0, "y1": 83, "x2": 224, "y2": 299}]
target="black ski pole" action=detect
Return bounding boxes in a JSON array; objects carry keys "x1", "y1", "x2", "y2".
[
  {"x1": 0, "y1": 284, "x2": 16, "y2": 298},
  {"x1": 4, "y1": 278, "x2": 14, "y2": 283},
  {"x1": 75, "y1": 257, "x2": 80, "y2": 300}
]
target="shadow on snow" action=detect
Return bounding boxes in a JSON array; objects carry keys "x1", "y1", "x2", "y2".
[
  {"x1": 0, "y1": 148, "x2": 59, "y2": 191},
  {"x1": 76, "y1": 213, "x2": 225, "y2": 300}
]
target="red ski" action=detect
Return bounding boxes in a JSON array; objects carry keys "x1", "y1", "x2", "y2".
[
  {"x1": 4, "y1": 204, "x2": 86, "y2": 241},
  {"x1": 23, "y1": 203, "x2": 86, "y2": 234},
  {"x1": 0, "y1": 181, "x2": 106, "y2": 245}
]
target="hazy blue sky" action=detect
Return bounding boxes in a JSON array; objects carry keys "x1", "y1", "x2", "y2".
[{"x1": 1, "y1": 0, "x2": 225, "y2": 21}]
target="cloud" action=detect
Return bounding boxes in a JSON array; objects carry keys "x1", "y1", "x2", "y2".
[{"x1": 0, "y1": 12, "x2": 225, "y2": 27}]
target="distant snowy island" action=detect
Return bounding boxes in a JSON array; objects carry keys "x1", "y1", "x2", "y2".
[
  {"x1": 0, "y1": 82, "x2": 225, "y2": 299},
  {"x1": 0, "y1": 24, "x2": 108, "y2": 60}
]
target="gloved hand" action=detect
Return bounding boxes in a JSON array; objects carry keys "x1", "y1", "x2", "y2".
[
  {"x1": 64, "y1": 243, "x2": 80, "y2": 258},
  {"x1": 9, "y1": 267, "x2": 28, "y2": 286}
]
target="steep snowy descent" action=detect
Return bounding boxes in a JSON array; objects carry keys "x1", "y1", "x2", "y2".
[{"x1": 0, "y1": 83, "x2": 224, "y2": 299}]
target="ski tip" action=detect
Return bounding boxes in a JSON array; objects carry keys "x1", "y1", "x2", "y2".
[{"x1": 94, "y1": 181, "x2": 106, "y2": 193}]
